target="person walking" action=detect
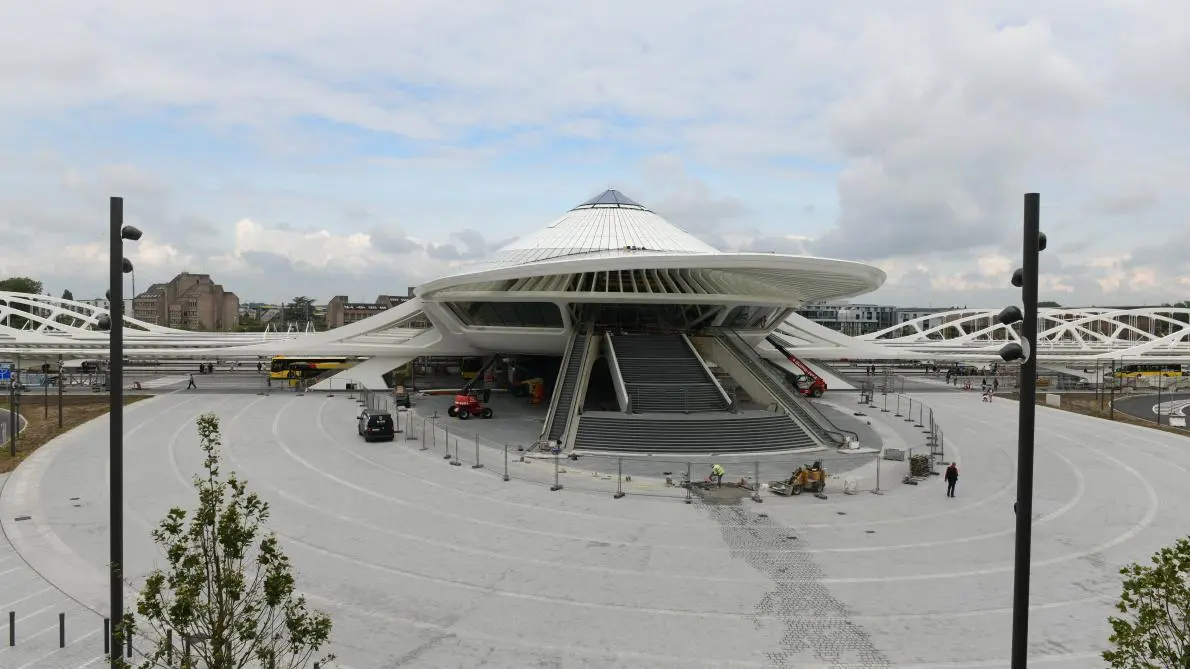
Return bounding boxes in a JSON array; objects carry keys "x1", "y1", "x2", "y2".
[
  {"x1": 186, "y1": 373, "x2": 197, "y2": 390},
  {"x1": 710, "y1": 463, "x2": 725, "y2": 488},
  {"x1": 944, "y1": 462, "x2": 959, "y2": 497}
]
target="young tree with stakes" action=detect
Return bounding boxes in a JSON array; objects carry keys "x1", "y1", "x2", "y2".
[
  {"x1": 1103, "y1": 536, "x2": 1190, "y2": 668},
  {"x1": 121, "y1": 413, "x2": 334, "y2": 668}
]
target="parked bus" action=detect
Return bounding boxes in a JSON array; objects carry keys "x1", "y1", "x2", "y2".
[
  {"x1": 269, "y1": 356, "x2": 350, "y2": 380},
  {"x1": 1106, "y1": 364, "x2": 1184, "y2": 378}
]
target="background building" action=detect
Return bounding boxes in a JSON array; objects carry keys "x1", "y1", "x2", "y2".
[
  {"x1": 797, "y1": 301, "x2": 957, "y2": 337},
  {"x1": 132, "y1": 273, "x2": 240, "y2": 331},
  {"x1": 326, "y1": 289, "x2": 422, "y2": 328},
  {"x1": 72, "y1": 298, "x2": 134, "y2": 318}
]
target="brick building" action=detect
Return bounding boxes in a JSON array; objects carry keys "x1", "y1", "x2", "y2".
[
  {"x1": 325, "y1": 289, "x2": 423, "y2": 328},
  {"x1": 132, "y1": 273, "x2": 240, "y2": 331}
]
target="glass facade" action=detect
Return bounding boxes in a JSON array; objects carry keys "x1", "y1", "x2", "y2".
[{"x1": 445, "y1": 301, "x2": 564, "y2": 328}]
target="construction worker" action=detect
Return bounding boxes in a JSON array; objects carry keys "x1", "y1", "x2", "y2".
[{"x1": 710, "y1": 463, "x2": 725, "y2": 488}]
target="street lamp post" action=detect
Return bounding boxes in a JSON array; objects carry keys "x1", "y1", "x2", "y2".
[
  {"x1": 57, "y1": 355, "x2": 63, "y2": 428},
  {"x1": 6, "y1": 357, "x2": 14, "y2": 457},
  {"x1": 995, "y1": 193, "x2": 1047, "y2": 669},
  {"x1": 98, "y1": 196, "x2": 142, "y2": 669}
]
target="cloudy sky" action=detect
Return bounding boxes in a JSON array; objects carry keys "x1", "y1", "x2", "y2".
[{"x1": 2, "y1": 0, "x2": 1189, "y2": 308}]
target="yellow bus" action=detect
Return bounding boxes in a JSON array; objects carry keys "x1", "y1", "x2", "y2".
[
  {"x1": 269, "y1": 356, "x2": 350, "y2": 380},
  {"x1": 1107, "y1": 364, "x2": 1184, "y2": 379}
]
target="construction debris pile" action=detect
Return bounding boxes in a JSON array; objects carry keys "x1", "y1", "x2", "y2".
[{"x1": 908, "y1": 454, "x2": 932, "y2": 477}]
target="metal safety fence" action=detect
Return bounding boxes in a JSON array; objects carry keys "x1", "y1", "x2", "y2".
[
  {"x1": 341, "y1": 386, "x2": 950, "y2": 501},
  {"x1": 0, "y1": 605, "x2": 335, "y2": 668}
]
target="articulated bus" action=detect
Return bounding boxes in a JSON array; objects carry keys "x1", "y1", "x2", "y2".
[
  {"x1": 269, "y1": 356, "x2": 350, "y2": 380},
  {"x1": 1107, "y1": 364, "x2": 1184, "y2": 379}
]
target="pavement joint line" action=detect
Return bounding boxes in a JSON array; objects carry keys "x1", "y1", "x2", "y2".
[{"x1": 6, "y1": 389, "x2": 1189, "y2": 667}]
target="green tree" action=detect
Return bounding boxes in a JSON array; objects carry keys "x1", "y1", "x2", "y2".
[
  {"x1": 124, "y1": 413, "x2": 334, "y2": 669},
  {"x1": 0, "y1": 276, "x2": 43, "y2": 295},
  {"x1": 284, "y1": 297, "x2": 315, "y2": 323},
  {"x1": 1037, "y1": 301, "x2": 1063, "y2": 308},
  {"x1": 1103, "y1": 536, "x2": 1190, "y2": 668},
  {"x1": 61, "y1": 289, "x2": 74, "y2": 301},
  {"x1": 0, "y1": 277, "x2": 45, "y2": 328}
]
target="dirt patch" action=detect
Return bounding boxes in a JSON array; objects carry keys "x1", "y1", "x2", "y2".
[
  {"x1": 1002, "y1": 392, "x2": 1189, "y2": 437},
  {"x1": 694, "y1": 483, "x2": 755, "y2": 505},
  {"x1": 1, "y1": 394, "x2": 151, "y2": 474}
]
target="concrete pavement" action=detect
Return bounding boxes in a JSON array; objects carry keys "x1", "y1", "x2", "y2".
[{"x1": 1, "y1": 389, "x2": 1188, "y2": 667}]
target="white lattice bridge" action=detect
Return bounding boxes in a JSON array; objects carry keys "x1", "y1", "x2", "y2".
[
  {"x1": 860, "y1": 308, "x2": 1190, "y2": 360},
  {"x1": 3, "y1": 294, "x2": 1189, "y2": 366}
]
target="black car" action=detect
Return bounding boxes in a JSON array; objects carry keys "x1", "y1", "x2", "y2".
[{"x1": 357, "y1": 409, "x2": 395, "y2": 442}]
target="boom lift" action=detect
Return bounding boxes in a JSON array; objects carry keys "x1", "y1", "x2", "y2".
[{"x1": 765, "y1": 335, "x2": 828, "y2": 397}]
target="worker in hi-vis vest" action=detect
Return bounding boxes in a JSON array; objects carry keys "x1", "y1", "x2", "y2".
[{"x1": 710, "y1": 464, "x2": 725, "y2": 488}]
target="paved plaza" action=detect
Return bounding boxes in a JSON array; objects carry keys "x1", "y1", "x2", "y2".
[{"x1": 2, "y1": 388, "x2": 1189, "y2": 667}]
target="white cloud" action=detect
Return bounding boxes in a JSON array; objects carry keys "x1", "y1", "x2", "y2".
[{"x1": 0, "y1": 1, "x2": 1188, "y2": 308}]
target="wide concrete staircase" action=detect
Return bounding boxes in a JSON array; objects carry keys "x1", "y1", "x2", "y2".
[
  {"x1": 573, "y1": 412, "x2": 816, "y2": 453},
  {"x1": 607, "y1": 333, "x2": 730, "y2": 413}
]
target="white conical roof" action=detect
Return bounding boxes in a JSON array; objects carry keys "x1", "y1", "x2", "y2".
[{"x1": 481, "y1": 189, "x2": 718, "y2": 269}]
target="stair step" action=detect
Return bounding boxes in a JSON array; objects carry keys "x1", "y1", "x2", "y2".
[{"x1": 574, "y1": 414, "x2": 816, "y2": 453}]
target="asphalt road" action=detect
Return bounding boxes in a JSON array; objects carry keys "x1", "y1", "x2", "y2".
[{"x1": 1111, "y1": 392, "x2": 1190, "y2": 430}]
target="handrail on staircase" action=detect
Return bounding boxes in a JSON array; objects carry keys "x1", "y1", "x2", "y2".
[{"x1": 708, "y1": 327, "x2": 856, "y2": 448}]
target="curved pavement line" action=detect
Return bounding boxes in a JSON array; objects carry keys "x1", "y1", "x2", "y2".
[
  {"x1": 282, "y1": 397, "x2": 1009, "y2": 552},
  {"x1": 265, "y1": 398, "x2": 731, "y2": 552},
  {"x1": 323, "y1": 393, "x2": 1016, "y2": 537},
  {"x1": 320, "y1": 395, "x2": 1084, "y2": 554},
  {"x1": 804, "y1": 445, "x2": 1085, "y2": 554},
  {"x1": 795, "y1": 397, "x2": 1166, "y2": 583},
  {"x1": 303, "y1": 588, "x2": 1107, "y2": 669},
  {"x1": 122, "y1": 432, "x2": 1119, "y2": 666},
  {"x1": 301, "y1": 590, "x2": 770, "y2": 668},
  {"x1": 809, "y1": 409, "x2": 1163, "y2": 584},
  {"x1": 314, "y1": 397, "x2": 717, "y2": 529},
  {"x1": 6, "y1": 391, "x2": 1150, "y2": 668},
  {"x1": 0, "y1": 396, "x2": 183, "y2": 617},
  {"x1": 281, "y1": 392, "x2": 1105, "y2": 566},
  {"x1": 267, "y1": 395, "x2": 1141, "y2": 594},
  {"x1": 216, "y1": 406, "x2": 1125, "y2": 608}
]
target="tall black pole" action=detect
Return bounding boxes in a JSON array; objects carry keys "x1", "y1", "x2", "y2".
[
  {"x1": 1010, "y1": 193, "x2": 1041, "y2": 669},
  {"x1": 57, "y1": 354, "x2": 63, "y2": 429},
  {"x1": 7, "y1": 358, "x2": 14, "y2": 457},
  {"x1": 109, "y1": 196, "x2": 124, "y2": 669}
]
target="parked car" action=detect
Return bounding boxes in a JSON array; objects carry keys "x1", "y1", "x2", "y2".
[{"x1": 357, "y1": 409, "x2": 395, "y2": 442}]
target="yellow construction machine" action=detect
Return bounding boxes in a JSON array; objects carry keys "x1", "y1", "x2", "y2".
[{"x1": 769, "y1": 461, "x2": 827, "y2": 496}]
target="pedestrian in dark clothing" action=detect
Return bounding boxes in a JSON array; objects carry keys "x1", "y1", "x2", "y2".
[
  {"x1": 186, "y1": 374, "x2": 197, "y2": 390},
  {"x1": 944, "y1": 463, "x2": 959, "y2": 497}
]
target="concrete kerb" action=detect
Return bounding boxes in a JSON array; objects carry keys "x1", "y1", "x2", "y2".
[{"x1": 392, "y1": 398, "x2": 902, "y2": 501}]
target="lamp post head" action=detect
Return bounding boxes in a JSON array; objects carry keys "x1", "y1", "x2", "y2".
[
  {"x1": 96, "y1": 314, "x2": 112, "y2": 331},
  {"x1": 1037, "y1": 232, "x2": 1047, "y2": 252},
  {"x1": 1011, "y1": 268, "x2": 1025, "y2": 288},
  {"x1": 121, "y1": 258, "x2": 134, "y2": 274},
  {"x1": 120, "y1": 225, "x2": 143, "y2": 241},
  {"x1": 998, "y1": 339, "x2": 1032, "y2": 363},
  {"x1": 997, "y1": 305, "x2": 1024, "y2": 326}
]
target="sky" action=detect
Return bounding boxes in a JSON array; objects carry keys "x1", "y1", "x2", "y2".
[{"x1": 2, "y1": 0, "x2": 1189, "y2": 309}]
